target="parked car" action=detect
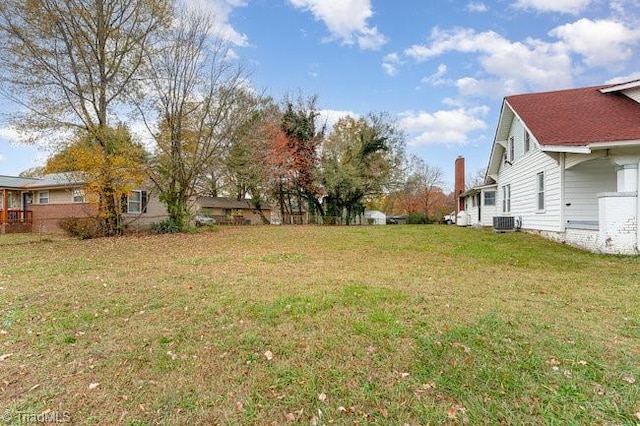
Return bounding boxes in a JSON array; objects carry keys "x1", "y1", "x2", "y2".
[
  {"x1": 442, "y1": 212, "x2": 456, "y2": 225},
  {"x1": 194, "y1": 214, "x2": 216, "y2": 226}
]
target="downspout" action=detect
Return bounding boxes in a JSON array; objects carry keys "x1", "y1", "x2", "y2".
[
  {"x1": 637, "y1": 159, "x2": 640, "y2": 253},
  {"x1": 559, "y1": 153, "x2": 566, "y2": 232}
]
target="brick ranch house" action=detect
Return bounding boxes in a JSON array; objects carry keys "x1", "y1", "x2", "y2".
[
  {"x1": 1, "y1": 172, "x2": 274, "y2": 234},
  {"x1": 0, "y1": 173, "x2": 165, "y2": 234}
]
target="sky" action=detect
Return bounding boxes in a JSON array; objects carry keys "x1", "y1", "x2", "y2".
[{"x1": 1, "y1": 0, "x2": 639, "y2": 190}]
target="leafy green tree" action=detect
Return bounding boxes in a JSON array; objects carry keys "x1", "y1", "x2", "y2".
[
  {"x1": 321, "y1": 113, "x2": 405, "y2": 224},
  {"x1": 264, "y1": 96, "x2": 325, "y2": 224}
]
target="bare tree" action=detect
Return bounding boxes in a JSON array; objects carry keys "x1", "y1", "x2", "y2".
[
  {"x1": 141, "y1": 8, "x2": 257, "y2": 229},
  {"x1": 406, "y1": 154, "x2": 444, "y2": 218},
  {"x1": 0, "y1": 0, "x2": 171, "y2": 234},
  {"x1": 466, "y1": 167, "x2": 488, "y2": 189}
]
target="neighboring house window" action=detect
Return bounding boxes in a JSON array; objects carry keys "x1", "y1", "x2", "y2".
[
  {"x1": 484, "y1": 191, "x2": 496, "y2": 206},
  {"x1": 223, "y1": 208, "x2": 232, "y2": 217},
  {"x1": 72, "y1": 189, "x2": 85, "y2": 203},
  {"x1": 38, "y1": 191, "x2": 49, "y2": 204},
  {"x1": 502, "y1": 185, "x2": 511, "y2": 213},
  {"x1": 127, "y1": 190, "x2": 148, "y2": 214},
  {"x1": 524, "y1": 131, "x2": 531, "y2": 153},
  {"x1": 471, "y1": 195, "x2": 477, "y2": 207},
  {"x1": 508, "y1": 136, "x2": 515, "y2": 162},
  {"x1": 537, "y1": 172, "x2": 545, "y2": 211}
]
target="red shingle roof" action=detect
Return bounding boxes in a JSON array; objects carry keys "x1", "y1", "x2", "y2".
[{"x1": 505, "y1": 83, "x2": 640, "y2": 146}]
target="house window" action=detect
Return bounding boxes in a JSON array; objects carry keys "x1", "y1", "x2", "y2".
[
  {"x1": 524, "y1": 131, "x2": 531, "y2": 153},
  {"x1": 72, "y1": 189, "x2": 85, "y2": 203},
  {"x1": 127, "y1": 190, "x2": 148, "y2": 214},
  {"x1": 471, "y1": 195, "x2": 477, "y2": 207},
  {"x1": 509, "y1": 136, "x2": 515, "y2": 162},
  {"x1": 38, "y1": 191, "x2": 49, "y2": 204},
  {"x1": 223, "y1": 208, "x2": 232, "y2": 217},
  {"x1": 484, "y1": 191, "x2": 496, "y2": 206},
  {"x1": 537, "y1": 172, "x2": 545, "y2": 211},
  {"x1": 502, "y1": 184, "x2": 511, "y2": 213}
]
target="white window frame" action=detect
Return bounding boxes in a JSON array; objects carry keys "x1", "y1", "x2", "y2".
[
  {"x1": 484, "y1": 191, "x2": 496, "y2": 206},
  {"x1": 127, "y1": 190, "x2": 142, "y2": 214},
  {"x1": 38, "y1": 191, "x2": 49, "y2": 204},
  {"x1": 537, "y1": 172, "x2": 545, "y2": 211},
  {"x1": 524, "y1": 131, "x2": 531, "y2": 153},
  {"x1": 502, "y1": 184, "x2": 511, "y2": 213},
  {"x1": 72, "y1": 189, "x2": 85, "y2": 203}
]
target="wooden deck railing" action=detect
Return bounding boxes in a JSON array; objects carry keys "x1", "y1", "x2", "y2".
[{"x1": 0, "y1": 210, "x2": 33, "y2": 224}]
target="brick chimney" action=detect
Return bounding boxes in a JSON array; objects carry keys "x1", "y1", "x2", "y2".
[{"x1": 455, "y1": 156, "x2": 465, "y2": 213}]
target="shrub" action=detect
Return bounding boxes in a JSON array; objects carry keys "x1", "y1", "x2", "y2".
[
  {"x1": 150, "y1": 219, "x2": 180, "y2": 234},
  {"x1": 58, "y1": 217, "x2": 104, "y2": 239},
  {"x1": 407, "y1": 212, "x2": 430, "y2": 224}
]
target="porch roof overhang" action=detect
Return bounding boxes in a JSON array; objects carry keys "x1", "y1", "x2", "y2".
[{"x1": 459, "y1": 183, "x2": 498, "y2": 199}]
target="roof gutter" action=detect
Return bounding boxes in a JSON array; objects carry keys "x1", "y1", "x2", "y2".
[
  {"x1": 540, "y1": 140, "x2": 640, "y2": 154},
  {"x1": 587, "y1": 139, "x2": 640, "y2": 150}
]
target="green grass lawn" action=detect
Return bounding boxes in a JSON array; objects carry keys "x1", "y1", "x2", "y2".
[{"x1": 1, "y1": 225, "x2": 639, "y2": 425}]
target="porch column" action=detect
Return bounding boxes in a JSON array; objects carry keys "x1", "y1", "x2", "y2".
[
  {"x1": 2, "y1": 189, "x2": 7, "y2": 224},
  {"x1": 612, "y1": 155, "x2": 640, "y2": 253},
  {"x1": 615, "y1": 163, "x2": 638, "y2": 192}
]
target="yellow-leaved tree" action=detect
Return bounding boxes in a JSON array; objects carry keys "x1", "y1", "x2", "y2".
[{"x1": 45, "y1": 126, "x2": 148, "y2": 231}]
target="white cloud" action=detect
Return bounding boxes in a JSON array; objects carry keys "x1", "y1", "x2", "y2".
[
  {"x1": 398, "y1": 106, "x2": 489, "y2": 146},
  {"x1": 405, "y1": 27, "x2": 573, "y2": 96},
  {"x1": 606, "y1": 71, "x2": 640, "y2": 84},
  {"x1": 288, "y1": 0, "x2": 387, "y2": 50},
  {"x1": 514, "y1": 0, "x2": 592, "y2": 14},
  {"x1": 382, "y1": 53, "x2": 401, "y2": 76},
  {"x1": 318, "y1": 109, "x2": 359, "y2": 129},
  {"x1": 466, "y1": 2, "x2": 489, "y2": 12},
  {"x1": 550, "y1": 18, "x2": 640, "y2": 68},
  {"x1": 186, "y1": 0, "x2": 249, "y2": 46},
  {"x1": 0, "y1": 126, "x2": 20, "y2": 144},
  {"x1": 224, "y1": 48, "x2": 240, "y2": 61},
  {"x1": 422, "y1": 64, "x2": 448, "y2": 86}
]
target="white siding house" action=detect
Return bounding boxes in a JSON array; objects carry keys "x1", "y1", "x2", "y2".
[
  {"x1": 460, "y1": 184, "x2": 497, "y2": 227},
  {"x1": 460, "y1": 79, "x2": 640, "y2": 255}
]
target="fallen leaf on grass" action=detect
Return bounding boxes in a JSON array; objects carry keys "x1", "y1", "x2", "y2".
[
  {"x1": 380, "y1": 408, "x2": 388, "y2": 418},
  {"x1": 88, "y1": 382, "x2": 100, "y2": 390},
  {"x1": 264, "y1": 350, "x2": 274, "y2": 361},
  {"x1": 634, "y1": 412, "x2": 640, "y2": 421},
  {"x1": 622, "y1": 374, "x2": 635, "y2": 384},
  {"x1": 447, "y1": 404, "x2": 466, "y2": 420},
  {"x1": 366, "y1": 345, "x2": 376, "y2": 354},
  {"x1": 451, "y1": 342, "x2": 471, "y2": 353},
  {"x1": 400, "y1": 372, "x2": 410, "y2": 379},
  {"x1": 318, "y1": 393, "x2": 327, "y2": 402},
  {"x1": 0, "y1": 353, "x2": 13, "y2": 361}
]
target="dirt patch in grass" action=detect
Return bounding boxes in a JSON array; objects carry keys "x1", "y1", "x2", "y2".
[{"x1": 1, "y1": 226, "x2": 639, "y2": 424}]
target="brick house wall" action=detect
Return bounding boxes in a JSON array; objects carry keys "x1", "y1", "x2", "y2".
[{"x1": 30, "y1": 203, "x2": 97, "y2": 233}]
